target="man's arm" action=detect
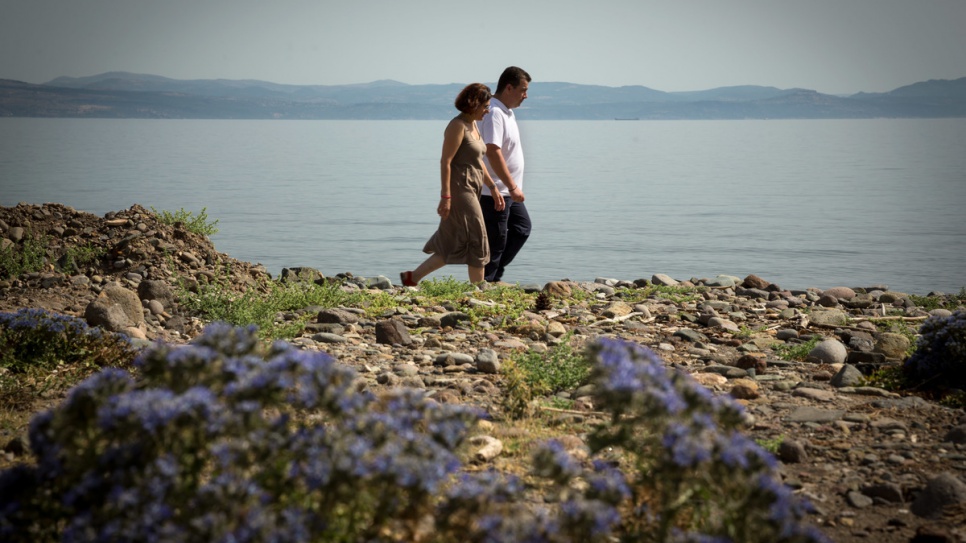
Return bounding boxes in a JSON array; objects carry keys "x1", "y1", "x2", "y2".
[{"x1": 485, "y1": 144, "x2": 525, "y2": 203}]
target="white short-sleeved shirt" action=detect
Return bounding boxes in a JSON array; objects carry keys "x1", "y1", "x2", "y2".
[{"x1": 480, "y1": 97, "x2": 524, "y2": 197}]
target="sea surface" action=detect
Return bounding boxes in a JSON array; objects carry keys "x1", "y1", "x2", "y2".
[{"x1": 1, "y1": 118, "x2": 964, "y2": 295}]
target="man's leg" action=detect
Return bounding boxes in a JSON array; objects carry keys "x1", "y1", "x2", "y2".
[
  {"x1": 480, "y1": 195, "x2": 509, "y2": 282},
  {"x1": 492, "y1": 202, "x2": 531, "y2": 281}
]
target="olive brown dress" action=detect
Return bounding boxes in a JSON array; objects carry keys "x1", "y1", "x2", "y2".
[{"x1": 422, "y1": 120, "x2": 489, "y2": 267}]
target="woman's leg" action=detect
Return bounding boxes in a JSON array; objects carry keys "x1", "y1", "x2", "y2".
[
  {"x1": 468, "y1": 265, "x2": 485, "y2": 284},
  {"x1": 411, "y1": 254, "x2": 446, "y2": 283}
]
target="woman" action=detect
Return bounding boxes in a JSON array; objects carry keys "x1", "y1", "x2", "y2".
[{"x1": 400, "y1": 83, "x2": 505, "y2": 286}]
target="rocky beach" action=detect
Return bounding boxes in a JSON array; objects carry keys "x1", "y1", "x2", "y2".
[{"x1": 2, "y1": 202, "x2": 965, "y2": 542}]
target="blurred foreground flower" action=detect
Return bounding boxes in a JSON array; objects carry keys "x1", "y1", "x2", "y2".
[{"x1": 0, "y1": 324, "x2": 828, "y2": 542}]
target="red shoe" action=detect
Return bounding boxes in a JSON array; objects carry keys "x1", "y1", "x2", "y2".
[{"x1": 400, "y1": 271, "x2": 417, "y2": 287}]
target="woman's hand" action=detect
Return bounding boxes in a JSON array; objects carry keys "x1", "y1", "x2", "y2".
[
  {"x1": 492, "y1": 191, "x2": 506, "y2": 211},
  {"x1": 437, "y1": 198, "x2": 451, "y2": 219}
]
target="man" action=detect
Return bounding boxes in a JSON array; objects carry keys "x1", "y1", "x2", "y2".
[{"x1": 479, "y1": 66, "x2": 532, "y2": 283}]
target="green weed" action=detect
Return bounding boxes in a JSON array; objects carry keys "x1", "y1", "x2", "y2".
[
  {"x1": 58, "y1": 242, "x2": 105, "y2": 274},
  {"x1": 507, "y1": 334, "x2": 590, "y2": 397},
  {"x1": 774, "y1": 336, "x2": 822, "y2": 362},
  {"x1": 150, "y1": 206, "x2": 220, "y2": 236},
  {"x1": 0, "y1": 233, "x2": 48, "y2": 279}
]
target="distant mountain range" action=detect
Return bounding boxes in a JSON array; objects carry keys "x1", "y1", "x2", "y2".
[{"x1": 1, "y1": 72, "x2": 964, "y2": 120}]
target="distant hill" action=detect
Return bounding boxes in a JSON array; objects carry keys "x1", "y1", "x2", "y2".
[{"x1": 1, "y1": 72, "x2": 964, "y2": 119}]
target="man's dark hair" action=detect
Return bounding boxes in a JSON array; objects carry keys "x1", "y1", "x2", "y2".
[{"x1": 496, "y1": 66, "x2": 531, "y2": 94}]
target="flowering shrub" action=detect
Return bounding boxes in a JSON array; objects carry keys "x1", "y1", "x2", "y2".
[
  {"x1": 0, "y1": 324, "x2": 827, "y2": 542},
  {"x1": 582, "y1": 339, "x2": 829, "y2": 543},
  {"x1": 0, "y1": 308, "x2": 135, "y2": 373},
  {"x1": 904, "y1": 309, "x2": 966, "y2": 389}
]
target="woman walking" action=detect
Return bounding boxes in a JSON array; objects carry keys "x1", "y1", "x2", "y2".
[{"x1": 400, "y1": 83, "x2": 505, "y2": 286}]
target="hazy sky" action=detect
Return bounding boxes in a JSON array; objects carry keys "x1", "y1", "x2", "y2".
[{"x1": 2, "y1": 0, "x2": 964, "y2": 94}]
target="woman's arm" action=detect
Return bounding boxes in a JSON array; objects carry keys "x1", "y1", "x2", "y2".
[{"x1": 437, "y1": 119, "x2": 463, "y2": 219}]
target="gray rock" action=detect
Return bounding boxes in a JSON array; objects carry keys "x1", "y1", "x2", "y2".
[
  {"x1": 846, "y1": 490, "x2": 874, "y2": 508},
  {"x1": 776, "y1": 329, "x2": 799, "y2": 340},
  {"x1": 708, "y1": 317, "x2": 740, "y2": 331},
  {"x1": 737, "y1": 287, "x2": 770, "y2": 300},
  {"x1": 785, "y1": 407, "x2": 845, "y2": 423},
  {"x1": 807, "y1": 338, "x2": 848, "y2": 365},
  {"x1": 475, "y1": 349, "x2": 501, "y2": 374},
  {"x1": 673, "y1": 328, "x2": 708, "y2": 343},
  {"x1": 817, "y1": 294, "x2": 840, "y2": 307},
  {"x1": 362, "y1": 275, "x2": 393, "y2": 290},
  {"x1": 651, "y1": 273, "x2": 679, "y2": 286},
  {"x1": 847, "y1": 333, "x2": 875, "y2": 353},
  {"x1": 911, "y1": 472, "x2": 966, "y2": 519},
  {"x1": 791, "y1": 387, "x2": 836, "y2": 402},
  {"x1": 808, "y1": 308, "x2": 849, "y2": 327},
  {"x1": 874, "y1": 332, "x2": 911, "y2": 360},
  {"x1": 145, "y1": 299, "x2": 166, "y2": 316},
  {"x1": 703, "y1": 365, "x2": 750, "y2": 379},
  {"x1": 304, "y1": 322, "x2": 345, "y2": 335},
  {"x1": 830, "y1": 364, "x2": 864, "y2": 387},
  {"x1": 440, "y1": 312, "x2": 471, "y2": 328},
  {"x1": 778, "y1": 439, "x2": 808, "y2": 463},
  {"x1": 944, "y1": 425, "x2": 966, "y2": 444},
  {"x1": 311, "y1": 333, "x2": 348, "y2": 344},
  {"x1": 861, "y1": 482, "x2": 904, "y2": 504},
  {"x1": 280, "y1": 266, "x2": 323, "y2": 284},
  {"x1": 317, "y1": 308, "x2": 359, "y2": 324},
  {"x1": 705, "y1": 276, "x2": 736, "y2": 288},
  {"x1": 393, "y1": 363, "x2": 420, "y2": 378},
  {"x1": 823, "y1": 286, "x2": 856, "y2": 300},
  {"x1": 84, "y1": 284, "x2": 145, "y2": 332},
  {"x1": 435, "y1": 352, "x2": 475, "y2": 367},
  {"x1": 601, "y1": 301, "x2": 633, "y2": 319},
  {"x1": 375, "y1": 319, "x2": 412, "y2": 346}
]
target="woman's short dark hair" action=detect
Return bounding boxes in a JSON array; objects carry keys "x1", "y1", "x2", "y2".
[
  {"x1": 454, "y1": 83, "x2": 492, "y2": 113},
  {"x1": 496, "y1": 66, "x2": 531, "y2": 94}
]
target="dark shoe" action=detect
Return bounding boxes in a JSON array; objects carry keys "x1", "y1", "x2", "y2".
[{"x1": 400, "y1": 271, "x2": 417, "y2": 287}]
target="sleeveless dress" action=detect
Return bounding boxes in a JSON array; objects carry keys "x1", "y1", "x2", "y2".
[{"x1": 422, "y1": 119, "x2": 490, "y2": 267}]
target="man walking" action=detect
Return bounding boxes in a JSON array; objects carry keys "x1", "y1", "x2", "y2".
[{"x1": 480, "y1": 66, "x2": 532, "y2": 283}]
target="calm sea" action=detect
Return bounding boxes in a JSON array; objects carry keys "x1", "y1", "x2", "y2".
[{"x1": 1, "y1": 118, "x2": 964, "y2": 295}]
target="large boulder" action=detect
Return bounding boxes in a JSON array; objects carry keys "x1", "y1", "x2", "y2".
[
  {"x1": 137, "y1": 279, "x2": 176, "y2": 311},
  {"x1": 85, "y1": 284, "x2": 145, "y2": 332},
  {"x1": 807, "y1": 338, "x2": 848, "y2": 365}
]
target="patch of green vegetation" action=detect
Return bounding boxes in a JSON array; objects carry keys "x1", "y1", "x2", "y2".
[
  {"x1": 416, "y1": 276, "x2": 477, "y2": 299},
  {"x1": 59, "y1": 242, "x2": 105, "y2": 274},
  {"x1": 150, "y1": 206, "x2": 220, "y2": 236},
  {"x1": 508, "y1": 334, "x2": 590, "y2": 397},
  {"x1": 755, "y1": 435, "x2": 784, "y2": 454},
  {"x1": 774, "y1": 336, "x2": 822, "y2": 362},
  {"x1": 939, "y1": 390, "x2": 966, "y2": 409},
  {"x1": 499, "y1": 357, "x2": 534, "y2": 420},
  {"x1": 178, "y1": 277, "x2": 377, "y2": 339},
  {"x1": 0, "y1": 232, "x2": 48, "y2": 279},
  {"x1": 909, "y1": 294, "x2": 944, "y2": 312},
  {"x1": 540, "y1": 396, "x2": 576, "y2": 411},
  {"x1": 865, "y1": 364, "x2": 910, "y2": 391}
]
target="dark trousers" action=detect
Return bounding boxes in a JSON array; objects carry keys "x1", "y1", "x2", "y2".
[{"x1": 480, "y1": 196, "x2": 531, "y2": 282}]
